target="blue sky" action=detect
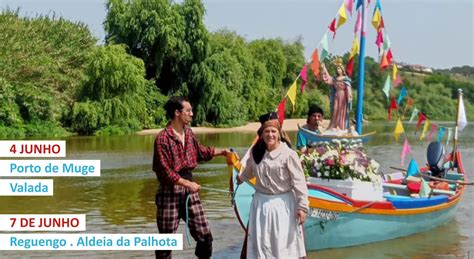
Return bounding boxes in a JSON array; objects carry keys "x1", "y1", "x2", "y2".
[{"x1": 2, "y1": 0, "x2": 473, "y2": 69}]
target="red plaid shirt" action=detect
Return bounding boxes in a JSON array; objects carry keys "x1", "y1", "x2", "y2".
[{"x1": 153, "y1": 123, "x2": 215, "y2": 185}]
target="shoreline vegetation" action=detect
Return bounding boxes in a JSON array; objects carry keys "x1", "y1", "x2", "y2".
[{"x1": 1, "y1": 3, "x2": 473, "y2": 138}]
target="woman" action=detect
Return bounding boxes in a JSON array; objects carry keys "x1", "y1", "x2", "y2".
[
  {"x1": 238, "y1": 113, "x2": 308, "y2": 258},
  {"x1": 321, "y1": 58, "x2": 353, "y2": 131}
]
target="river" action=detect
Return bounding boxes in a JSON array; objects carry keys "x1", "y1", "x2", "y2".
[{"x1": 0, "y1": 121, "x2": 472, "y2": 258}]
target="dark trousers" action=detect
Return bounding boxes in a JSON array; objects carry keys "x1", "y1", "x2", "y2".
[{"x1": 155, "y1": 185, "x2": 213, "y2": 259}]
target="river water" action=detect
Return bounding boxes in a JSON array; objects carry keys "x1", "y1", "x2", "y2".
[{"x1": 0, "y1": 121, "x2": 472, "y2": 258}]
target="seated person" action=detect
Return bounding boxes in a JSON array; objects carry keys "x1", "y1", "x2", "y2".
[{"x1": 297, "y1": 105, "x2": 324, "y2": 153}]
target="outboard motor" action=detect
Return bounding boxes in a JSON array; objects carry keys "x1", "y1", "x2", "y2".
[{"x1": 427, "y1": 142, "x2": 445, "y2": 177}]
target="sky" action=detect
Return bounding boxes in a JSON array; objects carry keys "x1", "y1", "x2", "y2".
[{"x1": 1, "y1": 0, "x2": 473, "y2": 69}]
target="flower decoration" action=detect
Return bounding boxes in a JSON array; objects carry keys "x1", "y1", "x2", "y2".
[{"x1": 300, "y1": 139, "x2": 379, "y2": 182}]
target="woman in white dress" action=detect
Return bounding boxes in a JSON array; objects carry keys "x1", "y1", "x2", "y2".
[{"x1": 238, "y1": 113, "x2": 309, "y2": 259}]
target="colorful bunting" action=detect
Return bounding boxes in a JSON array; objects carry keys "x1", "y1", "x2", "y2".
[
  {"x1": 420, "y1": 119, "x2": 431, "y2": 140},
  {"x1": 392, "y1": 74, "x2": 402, "y2": 87},
  {"x1": 277, "y1": 97, "x2": 287, "y2": 125},
  {"x1": 393, "y1": 118, "x2": 405, "y2": 141},
  {"x1": 400, "y1": 139, "x2": 412, "y2": 166},
  {"x1": 388, "y1": 96, "x2": 398, "y2": 121},
  {"x1": 287, "y1": 81, "x2": 297, "y2": 110},
  {"x1": 397, "y1": 86, "x2": 408, "y2": 105},
  {"x1": 346, "y1": 57, "x2": 354, "y2": 77},
  {"x1": 320, "y1": 33, "x2": 330, "y2": 61},
  {"x1": 446, "y1": 127, "x2": 453, "y2": 148},
  {"x1": 406, "y1": 159, "x2": 419, "y2": 178},
  {"x1": 299, "y1": 64, "x2": 307, "y2": 92},
  {"x1": 419, "y1": 178, "x2": 432, "y2": 197},
  {"x1": 383, "y1": 34, "x2": 391, "y2": 51},
  {"x1": 345, "y1": 0, "x2": 353, "y2": 16},
  {"x1": 375, "y1": 0, "x2": 383, "y2": 13},
  {"x1": 311, "y1": 50, "x2": 321, "y2": 80},
  {"x1": 427, "y1": 123, "x2": 438, "y2": 142},
  {"x1": 354, "y1": 10, "x2": 362, "y2": 34},
  {"x1": 337, "y1": 4, "x2": 347, "y2": 29},
  {"x1": 415, "y1": 112, "x2": 427, "y2": 131},
  {"x1": 378, "y1": 16, "x2": 385, "y2": 31},
  {"x1": 392, "y1": 64, "x2": 398, "y2": 80},
  {"x1": 380, "y1": 52, "x2": 389, "y2": 70},
  {"x1": 409, "y1": 107, "x2": 419, "y2": 123},
  {"x1": 437, "y1": 127, "x2": 445, "y2": 142},
  {"x1": 349, "y1": 37, "x2": 360, "y2": 59},
  {"x1": 329, "y1": 18, "x2": 337, "y2": 38},
  {"x1": 372, "y1": 9, "x2": 381, "y2": 30},
  {"x1": 406, "y1": 96, "x2": 414, "y2": 107},
  {"x1": 356, "y1": 0, "x2": 363, "y2": 10},
  {"x1": 383, "y1": 74, "x2": 391, "y2": 99},
  {"x1": 457, "y1": 94, "x2": 468, "y2": 131},
  {"x1": 376, "y1": 30, "x2": 384, "y2": 49},
  {"x1": 386, "y1": 49, "x2": 393, "y2": 65}
]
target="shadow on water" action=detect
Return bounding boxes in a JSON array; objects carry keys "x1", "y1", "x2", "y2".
[{"x1": 0, "y1": 121, "x2": 472, "y2": 258}]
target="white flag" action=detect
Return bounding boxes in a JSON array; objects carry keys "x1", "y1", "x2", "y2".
[{"x1": 458, "y1": 95, "x2": 468, "y2": 131}]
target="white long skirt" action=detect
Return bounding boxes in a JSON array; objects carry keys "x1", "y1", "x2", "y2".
[{"x1": 247, "y1": 191, "x2": 306, "y2": 259}]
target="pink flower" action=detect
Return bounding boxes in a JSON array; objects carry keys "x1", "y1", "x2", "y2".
[{"x1": 324, "y1": 159, "x2": 335, "y2": 166}]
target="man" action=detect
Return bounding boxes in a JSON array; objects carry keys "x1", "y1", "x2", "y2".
[
  {"x1": 153, "y1": 96, "x2": 229, "y2": 259},
  {"x1": 296, "y1": 104, "x2": 324, "y2": 153}
]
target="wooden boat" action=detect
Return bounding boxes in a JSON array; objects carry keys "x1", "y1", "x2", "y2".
[
  {"x1": 297, "y1": 124, "x2": 376, "y2": 143},
  {"x1": 228, "y1": 149, "x2": 466, "y2": 250}
]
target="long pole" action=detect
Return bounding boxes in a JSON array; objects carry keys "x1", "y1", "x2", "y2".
[
  {"x1": 452, "y1": 89, "x2": 463, "y2": 164},
  {"x1": 356, "y1": 1, "x2": 366, "y2": 134}
]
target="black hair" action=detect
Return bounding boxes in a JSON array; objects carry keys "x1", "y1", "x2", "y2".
[
  {"x1": 164, "y1": 96, "x2": 189, "y2": 120},
  {"x1": 307, "y1": 104, "x2": 324, "y2": 118}
]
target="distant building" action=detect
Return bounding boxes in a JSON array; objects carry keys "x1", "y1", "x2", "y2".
[{"x1": 394, "y1": 62, "x2": 433, "y2": 74}]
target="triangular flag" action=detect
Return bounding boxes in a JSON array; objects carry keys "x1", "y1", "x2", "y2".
[
  {"x1": 337, "y1": 4, "x2": 347, "y2": 29},
  {"x1": 416, "y1": 112, "x2": 427, "y2": 131},
  {"x1": 388, "y1": 96, "x2": 398, "y2": 121},
  {"x1": 458, "y1": 94, "x2": 468, "y2": 131},
  {"x1": 311, "y1": 50, "x2": 321, "y2": 80},
  {"x1": 286, "y1": 81, "x2": 297, "y2": 110},
  {"x1": 277, "y1": 97, "x2": 287, "y2": 125},
  {"x1": 300, "y1": 64, "x2": 307, "y2": 92},
  {"x1": 354, "y1": 10, "x2": 362, "y2": 34},
  {"x1": 380, "y1": 52, "x2": 389, "y2": 70},
  {"x1": 329, "y1": 18, "x2": 337, "y2": 38},
  {"x1": 437, "y1": 127, "x2": 445, "y2": 142},
  {"x1": 383, "y1": 74, "x2": 391, "y2": 99},
  {"x1": 393, "y1": 74, "x2": 402, "y2": 87},
  {"x1": 397, "y1": 86, "x2": 408, "y2": 105},
  {"x1": 372, "y1": 9, "x2": 381, "y2": 30},
  {"x1": 393, "y1": 118, "x2": 405, "y2": 141},
  {"x1": 419, "y1": 178, "x2": 432, "y2": 197},
  {"x1": 383, "y1": 33, "x2": 391, "y2": 51},
  {"x1": 320, "y1": 33, "x2": 330, "y2": 61},
  {"x1": 420, "y1": 119, "x2": 431, "y2": 140},
  {"x1": 392, "y1": 64, "x2": 398, "y2": 80},
  {"x1": 427, "y1": 123, "x2": 438, "y2": 142},
  {"x1": 346, "y1": 57, "x2": 354, "y2": 77},
  {"x1": 409, "y1": 107, "x2": 419, "y2": 123},
  {"x1": 406, "y1": 159, "x2": 419, "y2": 178},
  {"x1": 406, "y1": 96, "x2": 414, "y2": 107},
  {"x1": 356, "y1": 0, "x2": 363, "y2": 10},
  {"x1": 375, "y1": 0, "x2": 383, "y2": 13},
  {"x1": 376, "y1": 30, "x2": 384, "y2": 49},
  {"x1": 345, "y1": 0, "x2": 353, "y2": 16},
  {"x1": 400, "y1": 139, "x2": 412, "y2": 166},
  {"x1": 386, "y1": 49, "x2": 393, "y2": 65},
  {"x1": 378, "y1": 16, "x2": 385, "y2": 31},
  {"x1": 349, "y1": 37, "x2": 359, "y2": 59}
]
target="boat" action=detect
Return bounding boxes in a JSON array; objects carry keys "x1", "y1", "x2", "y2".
[{"x1": 227, "y1": 0, "x2": 468, "y2": 252}]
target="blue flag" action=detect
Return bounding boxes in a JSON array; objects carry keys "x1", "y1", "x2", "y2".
[
  {"x1": 397, "y1": 86, "x2": 408, "y2": 105},
  {"x1": 437, "y1": 127, "x2": 445, "y2": 142},
  {"x1": 406, "y1": 159, "x2": 419, "y2": 178}
]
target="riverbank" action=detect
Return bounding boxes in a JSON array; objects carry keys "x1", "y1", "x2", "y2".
[{"x1": 137, "y1": 118, "x2": 330, "y2": 135}]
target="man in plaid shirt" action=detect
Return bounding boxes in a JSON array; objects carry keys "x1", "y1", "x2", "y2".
[{"x1": 153, "y1": 96, "x2": 230, "y2": 259}]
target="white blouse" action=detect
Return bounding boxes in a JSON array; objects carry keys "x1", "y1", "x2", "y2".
[{"x1": 240, "y1": 142, "x2": 309, "y2": 212}]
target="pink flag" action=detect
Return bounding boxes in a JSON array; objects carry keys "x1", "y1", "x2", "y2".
[
  {"x1": 345, "y1": 0, "x2": 353, "y2": 16},
  {"x1": 329, "y1": 18, "x2": 337, "y2": 39},
  {"x1": 375, "y1": 30, "x2": 384, "y2": 50},
  {"x1": 427, "y1": 123, "x2": 438, "y2": 142},
  {"x1": 354, "y1": 10, "x2": 361, "y2": 34},
  {"x1": 401, "y1": 139, "x2": 412, "y2": 166},
  {"x1": 300, "y1": 64, "x2": 308, "y2": 92},
  {"x1": 392, "y1": 74, "x2": 402, "y2": 87}
]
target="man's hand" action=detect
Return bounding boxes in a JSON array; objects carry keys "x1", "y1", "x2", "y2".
[
  {"x1": 296, "y1": 209, "x2": 307, "y2": 225},
  {"x1": 186, "y1": 181, "x2": 201, "y2": 193}
]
